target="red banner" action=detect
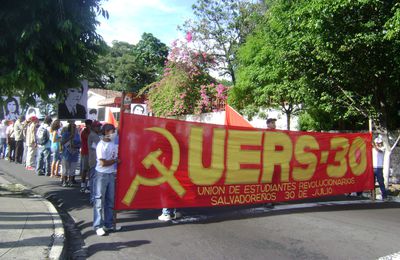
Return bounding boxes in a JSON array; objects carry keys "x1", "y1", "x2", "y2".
[{"x1": 115, "y1": 114, "x2": 373, "y2": 210}]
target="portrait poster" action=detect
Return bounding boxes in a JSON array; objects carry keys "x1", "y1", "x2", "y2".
[
  {"x1": 25, "y1": 107, "x2": 40, "y2": 120},
  {"x1": 2, "y1": 96, "x2": 21, "y2": 121},
  {"x1": 130, "y1": 103, "x2": 147, "y2": 115},
  {"x1": 57, "y1": 80, "x2": 88, "y2": 120}
]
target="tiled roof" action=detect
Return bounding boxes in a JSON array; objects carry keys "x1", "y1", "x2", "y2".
[{"x1": 89, "y1": 88, "x2": 122, "y2": 98}]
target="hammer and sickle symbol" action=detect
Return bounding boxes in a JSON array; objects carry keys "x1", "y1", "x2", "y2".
[{"x1": 122, "y1": 127, "x2": 186, "y2": 206}]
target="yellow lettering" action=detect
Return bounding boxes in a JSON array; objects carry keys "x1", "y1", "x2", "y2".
[
  {"x1": 262, "y1": 132, "x2": 293, "y2": 183},
  {"x1": 189, "y1": 127, "x2": 225, "y2": 185},
  {"x1": 225, "y1": 130, "x2": 262, "y2": 184},
  {"x1": 327, "y1": 137, "x2": 349, "y2": 178},
  {"x1": 293, "y1": 135, "x2": 319, "y2": 181},
  {"x1": 348, "y1": 137, "x2": 367, "y2": 176}
]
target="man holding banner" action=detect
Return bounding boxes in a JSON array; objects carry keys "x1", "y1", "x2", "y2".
[
  {"x1": 372, "y1": 137, "x2": 387, "y2": 201},
  {"x1": 93, "y1": 124, "x2": 120, "y2": 236}
]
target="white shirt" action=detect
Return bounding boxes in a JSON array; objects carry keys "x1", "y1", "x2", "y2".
[
  {"x1": 0, "y1": 124, "x2": 7, "y2": 139},
  {"x1": 6, "y1": 125, "x2": 14, "y2": 138},
  {"x1": 95, "y1": 139, "x2": 118, "y2": 173},
  {"x1": 372, "y1": 147, "x2": 385, "y2": 168}
]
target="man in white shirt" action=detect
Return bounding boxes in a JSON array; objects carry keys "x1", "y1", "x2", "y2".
[
  {"x1": 372, "y1": 137, "x2": 387, "y2": 201},
  {"x1": 93, "y1": 124, "x2": 120, "y2": 236}
]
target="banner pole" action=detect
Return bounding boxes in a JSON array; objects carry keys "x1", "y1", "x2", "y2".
[
  {"x1": 369, "y1": 118, "x2": 375, "y2": 201},
  {"x1": 113, "y1": 91, "x2": 126, "y2": 229}
]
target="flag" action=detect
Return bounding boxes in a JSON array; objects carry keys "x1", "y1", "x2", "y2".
[
  {"x1": 224, "y1": 104, "x2": 253, "y2": 128},
  {"x1": 106, "y1": 108, "x2": 118, "y2": 128}
]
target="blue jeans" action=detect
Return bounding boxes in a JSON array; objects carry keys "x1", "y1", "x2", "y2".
[
  {"x1": 374, "y1": 167, "x2": 387, "y2": 199},
  {"x1": 89, "y1": 167, "x2": 96, "y2": 203},
  {"x1": 93, "y1": 171, "x2": 115, "y2": 230},
  {"x1": 162, "y1": 208, "x2": 176, "y2": 216},
  {"x1": 36, "y1": 146, "x2": 51, "y2": 175}
]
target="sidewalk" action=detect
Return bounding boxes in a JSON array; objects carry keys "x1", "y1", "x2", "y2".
[{"x1": 0, "y1": 174, "x2": 64, "y2": 260}]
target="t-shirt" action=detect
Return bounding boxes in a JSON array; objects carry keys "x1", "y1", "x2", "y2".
[
  {"x1": 372, "y1": 147, "x2": 385, "y2": 168},
  {"x1": 0, "y1": 124, "x2": 7, "y2": 139},
  {"x1": 6, "y1": 125, "x2": 14, "y2": 138},
  {"x1": 80, "y1": 127, "x2": 90, "y2": 155},
  {"x1": 95, "y1": 139, "x2": 118, "y2": 173}
]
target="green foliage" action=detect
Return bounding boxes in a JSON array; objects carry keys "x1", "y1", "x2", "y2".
[
  {"x1": 235, "y1": 0, "x2": 400, "y2": 131},
  {"x1": 0, "y1": 0, "x2": 107, "y2": 99},
  {"x1": 180, "y1": 0, "x2": 265, "y2": 84},
  {"x1": 89, "y1": 33, "x2": 168, "y2": 92},
  {"x1": 232, "y1": 1, "x2": 306, "y2": 129}
]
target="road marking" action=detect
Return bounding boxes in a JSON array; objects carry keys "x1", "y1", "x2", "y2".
[{"x1": 378, "y1": 251, "x2": 400, "y2": 260}]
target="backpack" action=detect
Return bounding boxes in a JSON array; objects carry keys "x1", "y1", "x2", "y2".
[{"x1": 36, "y1": 125, "x2": 49, "y2": 145}]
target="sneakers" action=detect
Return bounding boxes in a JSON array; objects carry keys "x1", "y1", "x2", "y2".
[
  {"x1": 96, "y1": 228, "x2": 106, "y2": 236},
  {"x1": 61, "y1": 182, "x2": 67, "y2": 187},
  {"x1": 158, "y1": 214, "x2": 172, "y2": 221},
  {"x1": 84, "y1": 188, "x2": 91, "y2": 194},
  {"x1": 104, "y1": 226, "x2": 121, "y2": 232},
  {"x1": 264, "y1": 203, "x2": 274, "y2": 209},
  {"x1": 25, "y1": 166, "x2": 35, "y2": 171},
  {"x1": 158, "y1": 212, "x2": 182, "y2": 221}
]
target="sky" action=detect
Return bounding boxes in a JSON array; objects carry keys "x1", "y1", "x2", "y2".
[{"x1": 96, "y1": 0, "x2": 197, "y2": 47}]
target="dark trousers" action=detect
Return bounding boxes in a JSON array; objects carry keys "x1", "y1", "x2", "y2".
[
  {"x1": 15, "y1": 140, "x2": 24, "y2": 163},
  {"x1": 374, "y1": 167, "x2": 387, "y2": 199},
  {"x1": 7, "y1": 139, "x2": 15, "y2": 161}
]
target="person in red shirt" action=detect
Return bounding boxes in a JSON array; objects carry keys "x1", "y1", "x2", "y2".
[{"x1": 80, "y1": 119, "x2": 92, "y2": 193}]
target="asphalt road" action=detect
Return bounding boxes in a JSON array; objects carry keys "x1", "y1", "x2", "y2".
[{"x1": 1, "y1": 160, "x2": 399, "y2": 260}]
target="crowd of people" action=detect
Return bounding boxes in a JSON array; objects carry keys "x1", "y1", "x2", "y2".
[
  {"x1": 0, "y1": 116, "x2": 102, "y2": 188},
  {"x1": 0, "y1": 115, "x2": 121, "y2": 236}
]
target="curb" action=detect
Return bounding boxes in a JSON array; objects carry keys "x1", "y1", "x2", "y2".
[
  {"x1": 42, "y1": 199, "x2": 65, "y2": 260},
  {"x1": 0, "y1": 178, "x2": 65, "y2": 260}
]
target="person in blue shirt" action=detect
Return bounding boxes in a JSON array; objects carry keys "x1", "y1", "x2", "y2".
[{"x1": 61, "y1": 120, "x2": 81, "y2": 187}]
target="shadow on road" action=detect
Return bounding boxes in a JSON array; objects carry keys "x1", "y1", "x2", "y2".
[{"x1": 87, "y1": 240, "x2": 151, "y2": 257}]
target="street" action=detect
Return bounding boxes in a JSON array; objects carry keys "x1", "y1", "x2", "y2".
[{"x1": 1, "y1": 160, "x2": 399, "y2": 260}]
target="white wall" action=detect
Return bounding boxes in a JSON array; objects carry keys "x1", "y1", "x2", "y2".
[{"x1": 178, "y1": 109, "x2": 299, "y2": 130}]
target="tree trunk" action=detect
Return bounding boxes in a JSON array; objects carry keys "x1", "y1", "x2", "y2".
[{"x1": 286, "y1": 112, "x2": 291, "y2": 130}]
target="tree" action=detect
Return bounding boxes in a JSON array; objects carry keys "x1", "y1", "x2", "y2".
[
  {"x1": 145, "y1": 39, "x2": 229, "y2": 117},
  {"x1": 235, "y1": 0, "x2": 400, "y2": 185},
  {"x1": 232, "y1": 1, "x2": 305, "y2": 130},
  {"x1": 180, "y1": 0, "x2": 265, "y2": 84},
  {"x1": 89, "y1": 33, "x2": 168, "y2": 92},
  {"x1": 0, "y1": 0, "x2": 107, "y2": 100}
]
